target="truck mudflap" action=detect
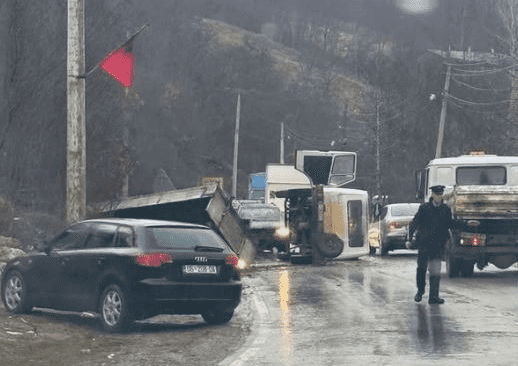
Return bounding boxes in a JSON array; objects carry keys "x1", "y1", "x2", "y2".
[{"x1": 90, "y1": 183, "x2": 256, "y2": 264}]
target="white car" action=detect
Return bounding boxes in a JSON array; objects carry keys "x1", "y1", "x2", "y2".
[{"x1": 378, "y1": 203, "x2": 420, "y2": 256}]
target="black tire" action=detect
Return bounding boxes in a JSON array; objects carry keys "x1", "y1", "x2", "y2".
[
  {"x1": 318, "y1": 235, "x2": 344, "y2": 258},
  {"x1": 447, "y1": 257, "x2": 460, "y2": 278},
  {"x1": 369, "y1": 246, "x2": 377, "y2": 255},
  {"x1": 98, "y1": 284, "x2": 133, "y2": 333},
  {"x1": 1, "y1": 270, "x2": 31, "y2": 314},
  {"x1": 202, "y1": 308, "x2": 234, "y2": 325},
  {"x1": 460, "y1": 260, "x2": 474, "y2": 278},
  {"x1": 277, "y1": 252, "x2": 290, "y2": 261}
]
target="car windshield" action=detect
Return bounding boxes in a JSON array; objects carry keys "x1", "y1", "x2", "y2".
[
  {"x1": 390, "y1": 205, "x2": 419, "y2": 217},
  {"x1": 145, "y1": 227, "x2": 229, "y2": 250}
]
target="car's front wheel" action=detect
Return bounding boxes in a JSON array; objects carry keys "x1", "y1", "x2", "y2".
[
  {"x1": 2, "y1": 270, "x2": 32, "y2": 314},
  {"x1": 98, "y1": 284, "x2": 133, "y2": 333},
  {"x1": 202, "y1": 307, "x2": 234, "y2": 325}
]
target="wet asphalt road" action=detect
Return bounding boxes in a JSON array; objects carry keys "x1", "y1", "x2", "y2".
[
  {"x1": 2, "y1": 251, "x2": 518, "y2": 365},
  {"x1": 223, "y1": 251, "x2": 518, "y2": 366}
]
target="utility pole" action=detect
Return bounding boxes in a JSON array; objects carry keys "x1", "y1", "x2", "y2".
[
  {"x1": 232, "y1": 93, "x2": 241, "y2": 199},
  {"x1": 435, "y1": 64, "x2": 451, "y2": 159},
  {"x1": 375, "y1": 91, "x2": 381, "y2": 199},
  {"x1": 66, "y1": 0, "x2": 86, "y2": 222},
  {"x1": 280, "y1": 122, "x2": 285, "y2": 164},
  {"x1": 429, "y1": 48, "x2": 513, "y2": 157}
]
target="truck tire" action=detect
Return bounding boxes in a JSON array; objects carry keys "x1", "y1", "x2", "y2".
[
  {"x1": 459, "y1": 260, "x2": 474, "y2": 277},
  {"x1": 447, "y1": 257, "x2": 460, "y2": 278},
  {"x1": 318, "y1": 234, "x2": 344, "y2": 258}
]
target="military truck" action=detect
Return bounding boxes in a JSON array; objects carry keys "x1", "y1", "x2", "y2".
[{"x1": 415, "y1": 151, "x2": 518, "y2": 277}]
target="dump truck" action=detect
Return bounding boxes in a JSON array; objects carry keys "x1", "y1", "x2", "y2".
[
  {"x1": 268, "y1": 150, "x2": 370, "y2": 263},
  {"x1": 415, "y1": 151, "x2": 518, "y2": 277}
]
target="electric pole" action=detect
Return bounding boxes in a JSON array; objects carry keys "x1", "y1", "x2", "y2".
[
  {"x1": 280, "y1": 122, "x2": 285, "y2": 164},
  {"x1": 66, "y1": 0, "x2": 86, "y2": 222},
  {"x1": 435, "y1": 63, "x2": 451, "y2": 159},
  {"x1": 429, "y1": 48, "x2": 513, "y2": 158},
  {"x1": 232, "y1": 93, "x2": 241, "y2": 199}
]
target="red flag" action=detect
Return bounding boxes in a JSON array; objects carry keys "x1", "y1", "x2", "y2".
[{"x1": 100, "y1": 47, "x2": 135, "y2": 89}]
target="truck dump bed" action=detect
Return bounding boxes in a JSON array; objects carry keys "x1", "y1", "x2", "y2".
[{"x1": 90, "y1": 183, "x2": 255, "y2": 262}]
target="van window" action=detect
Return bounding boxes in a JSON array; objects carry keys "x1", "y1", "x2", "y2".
[{"x1": 456, "y1": 166, "x2": 506, "y2": 185}]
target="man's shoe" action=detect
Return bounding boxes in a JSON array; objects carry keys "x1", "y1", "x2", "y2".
[
  {"x1": 428, "y1": 297, "x2": 445, "y2": 305},
  {"x1": 414, "y1": 292, "x2": 424, "y2": 302}
]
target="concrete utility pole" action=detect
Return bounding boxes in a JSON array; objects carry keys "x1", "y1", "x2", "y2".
[
  {"x1": 66, "y1": 0, "x2": 86, "y2": 222},
  {"x1": 435, "y1": 64, "x2": 451, "y2": 159},
  {"x1": 232, "y1": 93, "x2": 241, "y2": 198},
  {"x1": 429, "y1": 48, "x2": 513, "y2": 158},
  {"x1": 280, "y1": 122, "x2": 285, "y2": 164}
]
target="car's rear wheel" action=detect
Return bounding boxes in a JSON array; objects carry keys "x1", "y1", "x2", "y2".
[
  {"x1": 202, "y1": 307, "x2": 234, "y2": 325},
  {"x1": 98, "y1": 284, "x2": 133, "y2": 333},
  {"x1": 2, "y1": 271, "x2": 31, "y2": 314}
]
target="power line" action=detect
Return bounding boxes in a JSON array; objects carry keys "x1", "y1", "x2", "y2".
[
  {"x1": 446, "y1": 93, "x2": 511, "y2": 106},
  {"x1": 451, "y1": 77, "x2": 510, "y2": 92}
]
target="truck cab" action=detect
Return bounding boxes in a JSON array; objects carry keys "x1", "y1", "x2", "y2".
[
  {"x1": 269, "y1": 150, "x2": 369, "y2": 263},
  {"x1": 416, "y1": 151, "x2": 518, "y2": 277}
]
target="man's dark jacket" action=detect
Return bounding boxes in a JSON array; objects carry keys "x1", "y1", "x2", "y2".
[{"x1": 408, "y1": 199, "x2": 457, "y2": 260}]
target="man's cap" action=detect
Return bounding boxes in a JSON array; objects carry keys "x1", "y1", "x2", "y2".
[{"x1": 430, "y1": 185, "x2": 445, "y2": 194}]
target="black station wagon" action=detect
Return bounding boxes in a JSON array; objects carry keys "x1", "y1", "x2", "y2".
[{"x1": 1, "y1": 218, "x2": 242, "y2": 332}]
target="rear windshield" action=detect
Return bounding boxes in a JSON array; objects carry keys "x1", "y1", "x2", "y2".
[
  {"x1": 456, "y1": 166, "x2": 506, "y2": 185},
  {"x1": 390, "y1": 205, "x2": 419, "y2": 217},
  {"x1": 145, "y1": 227, "x2": 230, "y2": 250}
]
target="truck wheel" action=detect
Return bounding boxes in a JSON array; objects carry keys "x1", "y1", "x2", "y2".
[
  {"x1": 460, "y1": 260, "x2": 474, "y2": 277},
  {"x1": 318, "y1": 234, "x2": 344, "y2": 258},
  {"x1": 447, "y1": 257, "x2": 460, "y2": 278}
]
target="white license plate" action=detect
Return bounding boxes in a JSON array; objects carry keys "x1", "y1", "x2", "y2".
[{"x1": 183, "y1": 265, "x2": 217, "y2": 274}]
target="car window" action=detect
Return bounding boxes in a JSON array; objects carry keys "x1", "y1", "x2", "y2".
[
  {"x1": 114, "y1": 226, "x2": 134, "y2": 248},
  {"x1": 145, "y1": 227, "x2": 229, "y2": 250},
  {"x1": 391, "y1": 205, "x2": 419, "y2": 217},
  {"x1": 83, "y1": 223, "x2": 117, "y2": 249},
  {"x1": 49, "y1": 224, "x2": 89, "y2": 251}
]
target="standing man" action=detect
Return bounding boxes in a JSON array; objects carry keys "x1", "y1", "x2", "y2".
[{"x1": 407, "y1": 185, "x2": 457, "y2": 304}]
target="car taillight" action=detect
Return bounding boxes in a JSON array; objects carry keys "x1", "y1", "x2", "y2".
[
  {"x1": 136, "y1": 253, "x2": 173, "y2": 267},
  {"x1": 388, "y1": 222, "x2": 402, "y2": 230},
  {"x1": 225, "y1": 255, "x2": 239, "y2": 268}
]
